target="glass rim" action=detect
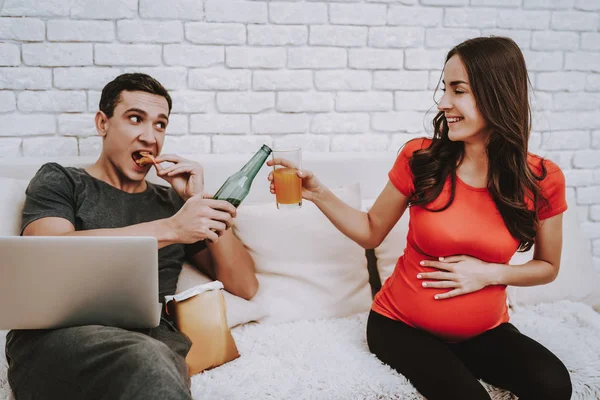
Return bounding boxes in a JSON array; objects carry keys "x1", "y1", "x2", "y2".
[{"x1": 271, "y1": 147, "x2": 302, "y2": 153}]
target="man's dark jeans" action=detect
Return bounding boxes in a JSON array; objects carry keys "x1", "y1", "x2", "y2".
[{"x1": 5, "y1": 318, "x2": 193, "y2": 400}]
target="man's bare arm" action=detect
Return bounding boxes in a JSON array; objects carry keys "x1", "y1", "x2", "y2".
[
  {"x1": 188, "y1": 229, "x2": 258, "y2": 300},
  {"x1": 23, "y1": 217, "x2": 179, "y2": 249},
  {"x1": 23, "y1": 196, "x2": 237, "y2": 249}
]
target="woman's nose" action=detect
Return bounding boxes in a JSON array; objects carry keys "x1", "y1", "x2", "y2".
[{"x1": 437, "y1": 93, "x2": 451, "y2": 112}]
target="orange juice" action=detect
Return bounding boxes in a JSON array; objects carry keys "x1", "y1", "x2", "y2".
[{"x1": 273, "y1": 167, "x2": 302, "y2": 205}]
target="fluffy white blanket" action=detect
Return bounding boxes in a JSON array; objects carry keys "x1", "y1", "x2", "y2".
[{"x1": 2, "y1": 300, "x2": 600, "y2": 400}]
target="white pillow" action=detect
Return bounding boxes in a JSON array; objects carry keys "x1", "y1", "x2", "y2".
[
  {"x1": 176, "y1": 262, "x2": 267, "y2": 328},
  {"x1": 373, "y1": 209, "x2": 410, "y2": 285},
  {"x1": 507, "y1": 206, "x2": 600, "y2": 311},
  {"x1": 233, "y1": 183, "x2": 371, "y2": 322},
  {"x1": 0, "y1": 177, "x2": 29, "y2": 236}
]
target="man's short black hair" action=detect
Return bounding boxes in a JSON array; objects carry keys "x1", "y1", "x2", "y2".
[{"x1": 99, "y1": 73, "x2": 172, "y2": 118}]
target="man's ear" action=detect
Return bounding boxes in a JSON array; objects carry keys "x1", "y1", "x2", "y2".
[{"x1": 95, "y1": 111, "x2": 109, "y2": 137}]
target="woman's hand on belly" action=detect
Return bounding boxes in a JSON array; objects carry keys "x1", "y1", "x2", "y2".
[{"x1": 417, "y1": 255, "x2": 502, "y2": 300}]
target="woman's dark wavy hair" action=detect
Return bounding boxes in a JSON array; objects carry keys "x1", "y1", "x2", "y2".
[{"x1": 409, "y1": 36, "x2": 547, "y2": 252}]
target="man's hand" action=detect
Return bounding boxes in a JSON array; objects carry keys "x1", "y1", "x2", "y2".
[
  {"x1": 154, "y1": 154, "x2": 204, "y2": 201},
  {"x1": 418, "y1": 255, "x2": 500, "y2": 300},
  {"x1": 169, "y1": 195, "x2": 236, "y2": 244}
]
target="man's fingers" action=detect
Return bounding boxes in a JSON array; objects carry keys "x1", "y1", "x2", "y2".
[
  {"x1": 158, "y1": 163, "x2": 192, "y2": 175},
  {"x1": 165, "y1": 165, "x2": 195, "y2": 177},
  {"x1": 202, "y1": 202, "x2": 236, "y2": 221},
  {"x1": 209, "y1": 209, "x2": 234, "y2": 228},
  {"x1": 155, "y1": 154, "x2": 185, "y2": 164},
  {"x1": 206, "y1": 229, "x2": 219, "y2": 243},
  {"x1": 209, "y1": 220, "x2": 227, "y2": 235}
]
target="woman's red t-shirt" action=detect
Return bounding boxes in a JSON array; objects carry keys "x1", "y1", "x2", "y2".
[{"x1": 372, "y1": 138, "x2": 568, "y2": 342}]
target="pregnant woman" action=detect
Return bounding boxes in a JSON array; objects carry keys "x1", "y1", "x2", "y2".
[{"x1": 267, "y1": 36, "x2": 572, "y2": 400}]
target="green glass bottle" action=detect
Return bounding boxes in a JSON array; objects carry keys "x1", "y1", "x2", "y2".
[{"x1": 213, "y1": 144, "x2": 273, "y2": 208}]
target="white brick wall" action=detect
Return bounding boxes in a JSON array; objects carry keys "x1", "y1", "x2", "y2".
[{"x1": 1, "y1": 1, "x2": 600, "y2": 269}]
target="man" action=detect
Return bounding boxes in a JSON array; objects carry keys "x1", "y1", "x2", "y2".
[{"x1": 5, "y1": 73, "x2": 258, "y2": 399}]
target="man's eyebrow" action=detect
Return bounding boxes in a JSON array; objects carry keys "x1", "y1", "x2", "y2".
[
  {"x1": 441, "y1": 79, "x2": 469, "y2": 86},
  {"x1": 125, "y1": 108, "x2": 169, "y2": 122}
]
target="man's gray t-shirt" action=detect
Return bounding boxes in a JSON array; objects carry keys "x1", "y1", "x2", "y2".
[{"x1": 21, "y1": 162, "x2": 191, "y2": 300}]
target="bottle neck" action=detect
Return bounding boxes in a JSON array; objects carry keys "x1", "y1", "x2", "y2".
[{"x1": 240, "y1": 145, "x2": 272, "y2": 178}]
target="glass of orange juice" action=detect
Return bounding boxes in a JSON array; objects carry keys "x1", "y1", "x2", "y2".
[{"x1": 272, "y1": 148, "x2": 302, "y2": 210}]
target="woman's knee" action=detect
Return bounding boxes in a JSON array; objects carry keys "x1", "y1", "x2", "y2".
[{"x1": 528, "y1": 363, "x2": 572, "y2": 400}]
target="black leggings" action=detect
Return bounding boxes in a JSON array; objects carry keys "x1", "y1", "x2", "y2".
[{"x1": 366, "y1": 310, "x2": 572, "y2": 400}]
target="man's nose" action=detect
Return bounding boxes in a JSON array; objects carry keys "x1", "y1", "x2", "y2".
[{"x1": 139, "y1": 125, "x2": 156, "y2": 144}]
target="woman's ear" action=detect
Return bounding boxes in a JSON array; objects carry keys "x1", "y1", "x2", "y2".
[{"x1": 95, "y1": 111, "x2": 109, "y2": 137}]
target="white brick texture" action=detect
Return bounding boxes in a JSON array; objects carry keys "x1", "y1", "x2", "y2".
[
  {"x1": 277, "y1": 92, "x2": 333, "y2": 113},
  {"x1": 23, "y1": 44, "x2": 92, "y2": 67},
  {"x1": 273, "y1": 134, "x2": 330, "y2": 152},
  {"x1": 269, "y1": 3, "x2": 327, "y2": 25},
  {"x1": 161, "y1": 135, "x2": 211, "y2": 155},
  {"x1": 70, "y1": 0, "x2": 137, "y2": 19},
  {"x1": 139, "y1": 0, "x2": 204, "y2": 20},
  {"x1": 23, "y1": 137, "x2": 78, "y2": 157},
  {"x1": 48, "y1": 20, "x2": 115, "y2": 42},
  {"x1": 117, "y1": 21, "x2": 184, "y2": 44},
  {"x1": 0, "y1": 1, "x2": 599, "y2": 253},
  {"x1": 254, "y1": 70, "x2": 313, "y2": 91},
  {"x1": 164, "y1": 45, "x2": 224, "y2": 68},
  {"x1": 250, "y1": 26, "x2": 307, "y2": 46},
  {"x1": 0, "y1": 91, "x2": 16, "y2": 112},
  {"x1": 0, "y1": 43, "x2": 19, "y2": 66},
  {"x1": 206, "y1": 1, "x2": 267, "y2": 24},
  {"x1": 1, "y1": 0, "x2": 70, "y2": 17},
  {"x1": 187, "y1": 23, "x2": 245, "y2": 45},
  {"x1": 387, "y1": 6, "x2": 442, "y2": 27},
  {"x1": 217, "y1": 92, "x2": 275, "y2": 113},
  {"x1": 95, "y1": 45, "x2": 161, "y2": 66},
  {"x1": 18, "y1": 91, "x2": 87, "y2": 113},
  {"x1": 310, "y1": 26, "x2": 367, "y2": 47},
  {"x1": 0, "y1": 18, "x2": 45, "y2": 41}
]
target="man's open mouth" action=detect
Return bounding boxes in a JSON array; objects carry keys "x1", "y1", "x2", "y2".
[{"x1": 132, "y1": 151, "x2": 155, "y2": 167}]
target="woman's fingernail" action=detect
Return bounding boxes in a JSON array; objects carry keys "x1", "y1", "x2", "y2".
[
  {"x1": 417, "y1": 274, "x2": 422, "y2": 279},
  {"x1": 434, "y1": 295, "x2": 439, "y2": 300},
  {"x1": 420, "y1": 261, "x2": 425, "y2": 266},
  {"x1": 439, "y1": 257, "x2": 444, "y2": 261},
  {"x1": 422, "y1": 282, "x2": 427, "y2": 287}
]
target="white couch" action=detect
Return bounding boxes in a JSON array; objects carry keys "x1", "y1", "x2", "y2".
[{"x1": 1, "y1": 152, "x2": 600, "y2": 400}]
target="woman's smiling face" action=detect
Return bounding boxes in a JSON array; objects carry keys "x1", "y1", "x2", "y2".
[{"x1": 437, "y1": 54, "x2": 490, "y2": 144}]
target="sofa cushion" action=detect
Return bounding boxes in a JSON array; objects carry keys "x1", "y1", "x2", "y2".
[
  {"x1": 0, "y1": 177, "x2": 29, "y2": 236},
  {"x1": 233, "y1": 183, "x2": 371, "y2": 322},
  {"x1": 176, "y1": 262, "x2": 267, "y2": 329},
  {"x1": 508, "y1": 205, "x2": 600, "y2": 311},
  {"x1": 374, "y1": 212, "x2": 410, "y2": 285}
]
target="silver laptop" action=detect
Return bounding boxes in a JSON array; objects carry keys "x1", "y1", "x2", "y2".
[{"x1": 0, "y1": 236, "x2": 161, "y2": 330}]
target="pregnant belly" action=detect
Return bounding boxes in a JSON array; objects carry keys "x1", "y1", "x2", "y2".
[
  {"x1": 406, "y1": 285, "x2": 508, "y2": 342},
  {"x1": 377, "y1": 272, "x2": 509, "y2": 342}
]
